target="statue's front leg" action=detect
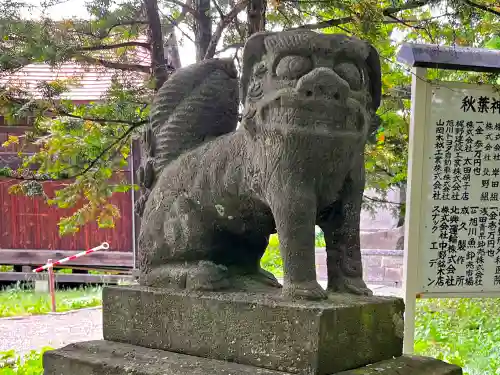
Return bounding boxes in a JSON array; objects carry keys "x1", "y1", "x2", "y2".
[
  {"x1": 268, "y1": 189, "x2": 327, "y2": 300},
  {"x1": 320, "y1": 173, "x2": 373, "y2": 296}
]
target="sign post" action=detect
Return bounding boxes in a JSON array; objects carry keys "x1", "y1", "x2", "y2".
[{"x1": 396, "y1": 43, "x2": 500, "y2": 354}]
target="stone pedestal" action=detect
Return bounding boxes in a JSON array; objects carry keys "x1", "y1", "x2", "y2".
[
  {"x1": 44, "y1": 340, "x2": 462, "y2": 375},
  {"x1": 102, "y1": 286, "x2": 404, "y2": 374},
  {"x1": 43, "y1": 285, "x2": 463, "y2": 375}
]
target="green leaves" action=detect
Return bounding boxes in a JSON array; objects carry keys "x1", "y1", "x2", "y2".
[
  {"x1": 485, "y1": 36, "x2": 500, "y2": 50},
  {"x1": 415, "y1": 298, "x2": 500, "y2": 374},
  {"x1": 0, "y1": 346, "x2": 53, "y2": 374}
]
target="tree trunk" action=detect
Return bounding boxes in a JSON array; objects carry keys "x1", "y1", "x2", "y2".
[
  {"x1": 163, "y1": 24, "x2": 182, "y2": 70},
  {"x1": 143, "y1": 0, "x2": 167, "y2": 91},
  {"x1": 246, "y1": 0, "x2": 266, "y2": 36},
  {"x1": 194, "y1": 0, "x2": 212, "y2": 61}
]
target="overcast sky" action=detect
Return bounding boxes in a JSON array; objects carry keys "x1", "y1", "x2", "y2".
[{"x1": 23, "y1": 0, "x2": 198, "y2": 66}]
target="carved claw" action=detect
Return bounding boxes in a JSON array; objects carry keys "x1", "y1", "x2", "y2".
[
  {"x1": 327, "y1": 276, "x2": 373, "y2": 296},
  {"x1": 282, "y1": 280, "x2": 328, "y2": 300}
]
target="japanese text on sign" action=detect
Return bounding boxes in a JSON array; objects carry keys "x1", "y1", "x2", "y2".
[{"x1": 421, "y1": 86, "x2": 500, "y2": 293}]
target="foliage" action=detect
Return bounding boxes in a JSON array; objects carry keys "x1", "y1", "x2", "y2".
[
  {"x1": 260, "y1": 234, "x2": 283, "y2": 277},
  {"x1": 0, "y1": 284, "x2": 102, "y2": 317},
  {"x1": 260, "y1": 231, "x2": 325, "y2": 276},
  {"x1": 0, "y1": 0, "x2": 499, "y2": 234},
  {"x1": 0, "y1": 347, "x2": 52, "y2": 375},
  {"x1": 415, "y1": 298, "x2": 500, "y2": 375}
]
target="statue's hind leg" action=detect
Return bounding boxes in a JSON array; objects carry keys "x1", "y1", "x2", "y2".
[{"x1": 138, "y1": 194, "x2": 231, "y2": 291}]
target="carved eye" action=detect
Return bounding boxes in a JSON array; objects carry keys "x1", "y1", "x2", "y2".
[
  {"x1": 334, "y1": 62, "x2": 364, "y2": 91},
  {"x1": 275, "y1": 55, "x2": 313, "y2": 79}
]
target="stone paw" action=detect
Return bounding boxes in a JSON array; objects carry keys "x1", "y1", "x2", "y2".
[
  {"x1": 282, "y1": 280, "x2": 328, "y2": 300},
  {"x1": 139, "y1": 261, "x2": 231, "y2": 291},
  {"x1": 327, "y1": 276, "x2": 373, "y2": 296},
  {"x1": 186, "y1": 261, "x2": 231, "y2": 291},
  {"x1": 256, "y1": 267, "x2": 282, "y2": 288}
]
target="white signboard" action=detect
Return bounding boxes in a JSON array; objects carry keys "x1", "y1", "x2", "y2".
[{"x1": 419, "y1": 83, "x2": 500, "y2": 294}]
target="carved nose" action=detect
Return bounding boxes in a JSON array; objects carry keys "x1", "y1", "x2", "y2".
[{"x1": 295, "y1": 67, "x2": 349, "y2": 101}]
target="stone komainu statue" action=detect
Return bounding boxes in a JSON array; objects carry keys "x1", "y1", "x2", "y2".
[{"x1": 135, "y1": 30, "x2": 382, "y2": 300}]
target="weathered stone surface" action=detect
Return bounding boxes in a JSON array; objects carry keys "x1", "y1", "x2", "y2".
[
  {"x1": 43, "y1": 341, "x2": 461, "y2": 375},
  {"x1": 336, "y1": 355, "x2": 462, "y2": 374},
  {"x1": 135, "y1": 29, "x2": 383, "y2": 301},
  {"x1": 43, "y1": 340, "x2": 288, "y2": 375},
  {"x1": 103, "y1": 286, "x2": 404, "y2": 375}
]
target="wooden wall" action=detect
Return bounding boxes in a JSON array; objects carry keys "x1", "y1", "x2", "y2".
[
  {"x1": 0, "y1": 180, "x2": 134, "y2": 252},
  {"x1": 0, "y1": 123, "x2": 135, "y2": 267}
]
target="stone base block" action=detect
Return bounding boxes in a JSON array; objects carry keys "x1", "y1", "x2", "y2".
[
  {"x1": 43, "y1": 340, "x2": 462, "y2": 375},
  {"x1": 336, "y1": 355, "x2": 462, "y2": 374},
  {"x1": 103, "y1": 285, "x2": 404, "y2": 374},
  {"x1": 42, "y1": 340, "x2": 285, "y2": 375}
]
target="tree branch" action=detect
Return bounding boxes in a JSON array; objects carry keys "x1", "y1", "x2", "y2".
[
  {"x1": 3, "y1": 122, "x2": 141, "y2": 182},
  {"x1": 78, "y1": 41, "x2": 151, "y2": 52},
  {"x1": 296, "y1": 16, "x2": 353, "y2": 30},
  {"x1": 0, "y1": 92, "x2": 148, "y2": 127},
  {"x1": 460, "y1": 0, "x2": 500, "y2": 16},
  {"x1": 72, "y1": 20, "x2": 149, "y2": 40},
  {"x1": 53, "y1": 107, "x2": 148, "y2": 127},
  {"x1": 204, "y1": 0, "x2": 249, "y2": 59},
  {"x1": 296, "y1": 0, "x2": 434, "y2": 30},
  {"x1": 73, "y1": 54, "x2": 150, "y2": 73},
  {"x1": 104, "y1": 20, "x2": 149, "y2": 36},
  {"x1": 163, "y1": 14, "x2": 195, "y2": 43},
  {"x1": 374, "y1": 164, "x2": 396, "y2": 178},
  {"x1": 163, "y1": 0, "x2": 193, "y2": 28},
  {"x1": 108, "y1": 20, "x2": 149, "y2": 29},
  {"x1": 363, "y1": 195, "x2": 404, "y2": 206},
  {"x1": 164, "y1": 0, "x2": 199, "y2": 18},
  {"x1": 229, "y1": 0, "x2": 246, "y2": 40},
  {"x1": 382, "y1": 0, "x2": 433, "y2": 16},
  {"x1": 215, "y1": 42, "x2": 244, "y2": 55},
  {"x1": 212, "y1": 0, "x2": 225, "y2": 19}
]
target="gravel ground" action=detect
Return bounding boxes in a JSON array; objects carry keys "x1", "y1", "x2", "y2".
[
  {"x1": 0, "y1": 284, "x2": 402, "y2": 356},
  {"x1": 0, "y1": 307, "x2": 103, "y2": 356}
]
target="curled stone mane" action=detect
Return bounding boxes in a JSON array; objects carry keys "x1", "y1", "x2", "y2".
[{"x1": 135, "y1": 58, "x2": 239, "y2": 216}]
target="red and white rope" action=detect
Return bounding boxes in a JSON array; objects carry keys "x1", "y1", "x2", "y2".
[{"x1": 32, "y1": 242, "x2": 110, "y2": 273}]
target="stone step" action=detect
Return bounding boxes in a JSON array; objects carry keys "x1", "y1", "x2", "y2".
[
  {"x1": 43, "y1": 340, "x2": 287, "y2": 375},
  {"x1": 43, "y1": 340, "x2": 462, "y2": 375}
]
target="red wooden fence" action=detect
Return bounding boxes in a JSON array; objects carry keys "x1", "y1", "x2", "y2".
[
  {"x1": 0, "y1": 180, "x2": 133, "y2": 252},
  {"x1": 0, "y1": 124, "x2": 136, "y2": 268}
]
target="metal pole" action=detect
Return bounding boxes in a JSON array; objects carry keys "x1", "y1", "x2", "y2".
[{"x1": 47, "y1": 259, "x2": 56, "y2": 313}]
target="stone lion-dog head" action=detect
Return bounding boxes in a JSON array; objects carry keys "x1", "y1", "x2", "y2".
[{"x1": 239, "y1": 30, "x2": 381, "y2": 142}]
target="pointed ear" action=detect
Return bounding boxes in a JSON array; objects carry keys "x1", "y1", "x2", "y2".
[
  {"x1": 240, "y1": 31, "x2": 275, "y2": 104},
  {"x1": 365, "y1": 42, "x2": 382, "y2": 112}
]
